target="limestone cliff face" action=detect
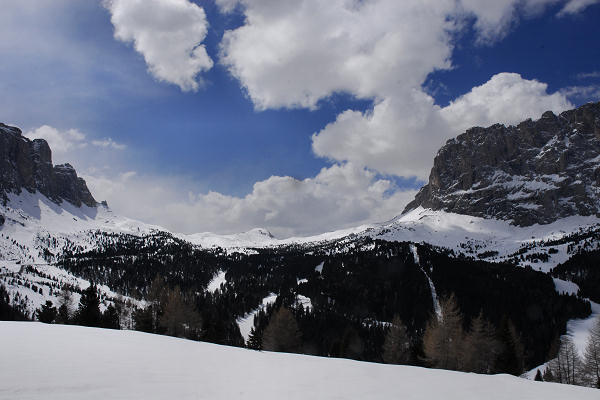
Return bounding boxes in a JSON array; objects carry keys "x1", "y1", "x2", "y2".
[
  {"x1": 0, "y1": 123, "x2": 96, "y2": 207},
  {"x1": 404, "y1": 102, "x2": 600, "y2": 226}
]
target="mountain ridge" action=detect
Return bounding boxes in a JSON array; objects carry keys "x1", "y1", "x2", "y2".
[
  {"x1": 404, "y1": 101, "x2": 600, "y2": 226},
  {"x1": 0, "y1": 123, "x2": 96, "y2": 208}
]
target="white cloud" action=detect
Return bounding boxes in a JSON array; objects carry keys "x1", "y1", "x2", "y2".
[
  {"x1": 576, "y1": 71, "x2": 600, "y2": 79},
  {"x1": 103, "y1": 0, "x2": 213, "y2": 92},
  {"x1": 313, "y1": 73, "x2": 572, "y2": 179},
  {"x1": 219, "y1": 0, "x2": 457, "y2": 110},
  {"x1": 219, "y1": 2, "x2": 577, "y2": 180},
  {"x1": 24, "y1": 126, "x2": 87, "y2": 159},
  {"x1": 557, "y1": 0, "x2": 600, "y2": 16},
  {"x1": 24, "y1": 125, "x2": 125, "y2": 166},
  {"x1": 85, "y1": 163, "x2": 417, "y2": 237},
  {"x1": 440, "y1": 73, "x2": 573, "y2": 132},
  {"x1": 91, "y1": 138, "x2": 127, "y2": 150},
  {"x1": 559, "y1": 85, "x2": 600, "y2": 102}
]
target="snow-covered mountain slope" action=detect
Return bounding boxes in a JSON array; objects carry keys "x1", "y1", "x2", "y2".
[
  {"x1": 0, "y1": 191, "x2": 156, "y2": 315},
  {"x1": 1, "y1": 322, "x2": 597, "y2": 400}
]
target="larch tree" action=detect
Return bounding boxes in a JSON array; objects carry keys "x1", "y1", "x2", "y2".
[
  {"x1": 463, "y1": 311, "x2": 499, "y2": 374},
  {"x1": 423, "y1": 293, "x2": 464, "y2": 371},
  {"x1": 262, "y1": 306, "x2": 302, "y2": 353},
  {"x1": 582, "y1": 316, "x2": 600, "y2": 388},
  {"x1": 548, "y1": 336, "x2": 582, "y2": 385},
  {"x1": 159, "y1": 286, "x2": 202, "y2": 339},
  {"x1": 382, "y1": 314, "x2": 411, "y2": 364}
]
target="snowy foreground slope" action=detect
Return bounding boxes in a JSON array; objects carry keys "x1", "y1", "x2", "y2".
[{"x1": 1, "y1": 322, "x2": 598, "y2": 400}]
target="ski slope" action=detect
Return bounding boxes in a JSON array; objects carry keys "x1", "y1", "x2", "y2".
[{"x1": 0, "y1": 322, "x2": 597, "y2": 400}]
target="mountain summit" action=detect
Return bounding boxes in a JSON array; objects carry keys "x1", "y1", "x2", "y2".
[
  {"x1": 404, "y1": 102, "x2": 600, "y2": 226},
  {"x1": 0, "y1": 123, "x2": 96, "y2": 208}
]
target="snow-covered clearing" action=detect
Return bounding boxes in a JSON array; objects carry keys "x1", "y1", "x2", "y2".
[
  {"x1": 567, "y1": 301, "x2": 600, "y2": 356},
  {"x1": 236, "y1": 293, "x2": 278, "y2": 342},
  {"x1": 0, "y1": 322, "x2": 597, "y2": 400},
  {"x1": 206, "y1": 270, "x2": 227, "y2": 293}
]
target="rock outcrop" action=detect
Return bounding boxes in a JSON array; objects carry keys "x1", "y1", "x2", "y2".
[
  {"x1": 0, "y1": 123, "x2": 96, "y2": 207},
  {"x1": 404, "y1": 102, "x2": 600, "y2": 226}
]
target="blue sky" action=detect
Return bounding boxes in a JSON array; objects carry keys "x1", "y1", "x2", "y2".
[{"x1": 1, "y1": 0, "x2": 599, "y2": 236}]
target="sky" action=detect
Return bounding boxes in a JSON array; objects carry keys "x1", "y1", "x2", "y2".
[{"x1": 1, "y1": 0, "x2": 599, "y2": 237}]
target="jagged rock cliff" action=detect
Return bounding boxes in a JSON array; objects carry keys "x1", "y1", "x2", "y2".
[
  {"x1": 0, "y1": 123, "x2": 96, "y2": 207},
  {"x1": 404, "y1": 102, "x2": 600, "y2": 226}
]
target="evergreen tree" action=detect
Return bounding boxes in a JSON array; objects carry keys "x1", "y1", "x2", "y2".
[
  {"x1": 543, "y1": 366, "x2": 555, "y2": 382},
  {"x1": 495, "y1": 318, "x2": 524, "y2": 375},
  {"x1": 534, "y1": 369, "x2": 544, "y2": 382},
  {"x1": 382, "y1": 315, "x2": 411, "y2": 364},
  {"x1": 76, "y1": 283, "x2": 102, "y2": 327},
  {"x1": 423, "y1": 294, "x2": 464, "y2": 370},
  {"x1": 56, "y1": 287, "x2": 73, "y2": 324},
  {"x1": 101, "y1": 304, "x2": 120, "y2": 329},
  {"x1": 247, "y1": 326, "x2": 262, "y2": 350},
  {"x1": 262, "y1": 306, "x2": 302, "y2": 353},
  {"x1": 133, "y1": 306, "x2": 154, "y2": 333},
  {"x1": 36, "y1": 300, "x2": 57, "y2": 323},
  {"x1": 582, "y1": 316, "x2": 600, "y2": 388}
]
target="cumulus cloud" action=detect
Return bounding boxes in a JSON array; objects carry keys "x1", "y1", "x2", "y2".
[
  {"x1": 219, "y1": 2, "x2": 578, "y2": 180},
  {"x1": 313, "y1": 74, "x2": 572, "y2": 179},
  {"x1": 85, "y1": 163, "x2": 417, "y2": 237},
  {"x1": 440, "y1": 73, "x2": 573, "y2": 132},
  {"x1": 219, "y1": 0, "x2": 456, "y2": 110},
  {"x1": 103, "y1": 0, "x2": 213, "y2": 92}
]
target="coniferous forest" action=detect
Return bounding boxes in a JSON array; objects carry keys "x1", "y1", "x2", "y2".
[{"x1": 2, "y1": 230, "x2": 592, "y2": 380}]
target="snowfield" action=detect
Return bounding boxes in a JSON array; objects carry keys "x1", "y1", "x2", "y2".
[{"x1": 0, "y1": 322, "x2": 598, "y2": 400}]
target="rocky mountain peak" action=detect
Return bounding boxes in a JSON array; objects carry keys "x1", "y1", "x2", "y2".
[
  {"x1": 404, "y1": 101, "x2": 600, "y2": 226},
  {"x1": 0, "y1": 123, "x2": 96, "y2": 207}
]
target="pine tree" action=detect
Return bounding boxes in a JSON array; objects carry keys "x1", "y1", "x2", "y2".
[
  {"x1": 543, "y1": 366, "x2": 555, "y2": 382},
  {"x1": 36, "y1": 300, "x2": 57, "y2": 323},
  {"x1": 582, "y1": 316, "x2": 600, "y2": 388},
  {"x1": 423, "y1": 294, "x2": 464, "y2": 370},
  {"x1": 495, "y1": 317, "x2": 524, "y2": 375},
  {"x1": 247, "y1": 326, "x2": 262, "y2": 350},
  {"x1": 56, "y1": 287, "x2": 73, "y2": 324},
  {"x1": 534, "y1": 369, "x2": 544, "y2": 381},
  {"x1": 101, "y1": 304, "x2": 120, "y2": 329},
  {"x1": 262, "y1": 306, "x2": 302, "y2": 353},
  {"x1": 382, "y1": 315, "x2": 411, "y2": 364},
  {"x1": 76, "y1": 283, "x2": 102, "y2": 327}
]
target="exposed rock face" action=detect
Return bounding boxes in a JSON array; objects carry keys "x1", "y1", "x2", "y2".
[
  {"x1": 404, "y1": 102, "x2": 600, "y2": 226},
  {"x1": 0, "y1": 123, "x2": 96, "y2": 207}
]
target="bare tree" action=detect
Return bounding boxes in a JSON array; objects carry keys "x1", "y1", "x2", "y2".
[
  {"x1": 548, "y1": 336, "x2": 582, "y2": 385},
  {"x1": 582, "y1": 316, "x2": 600, "y2": 388},
  {"x1": 382, "y1": 315, "x2": 411, "y2": 364}
]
